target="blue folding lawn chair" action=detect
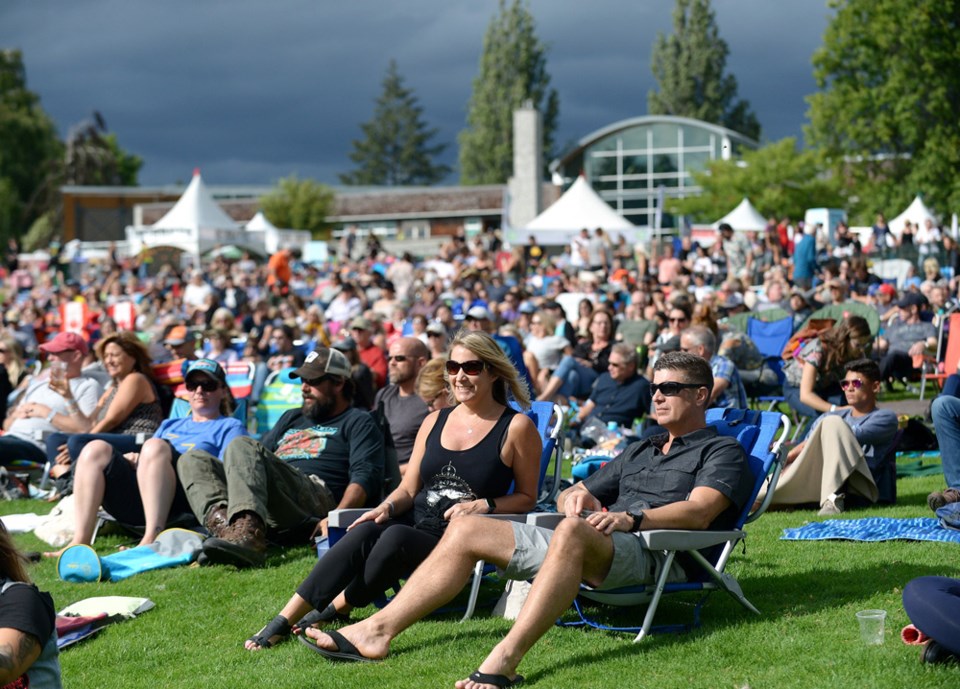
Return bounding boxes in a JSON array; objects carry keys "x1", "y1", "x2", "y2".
[{"x1": 528, "y1": 407, "x2": 790, "y2": 641}]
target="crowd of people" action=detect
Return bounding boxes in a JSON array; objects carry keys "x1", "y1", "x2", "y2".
[{"x1": 2, "y1": 216, "x2": 960, "y2": 685}]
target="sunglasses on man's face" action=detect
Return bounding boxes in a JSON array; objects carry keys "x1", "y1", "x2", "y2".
[
  {"x1": 445, "y1": 359, "x2": 485, "y2": 376},
  {"x1": 185, "y1": 379, "x2": 220, "y2": 393},
  {"x1": 650, "y1": 381, "x2": 706, "y2": 397},
  {"x1": 840, "y1": 379, "x2": 865, "y2": 390},
  {"x1": 387, "y1": 355, "x2": 409, "y2": 363},
  {"x1": 302, "y1": 375, "x2": 338, "y2": 388}
]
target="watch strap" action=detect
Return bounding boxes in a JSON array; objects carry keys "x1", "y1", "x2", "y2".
[{"x1": 485, "y1": 498, "x2": 496, "y2": 514}]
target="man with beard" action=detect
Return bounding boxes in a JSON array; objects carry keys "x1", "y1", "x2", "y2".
[
  {"x1": 178, "y1": 347, "x2": 385, "y2": 568},
  {"x1": 374, "y1": 337, "x2": 430, "y2": 475}
]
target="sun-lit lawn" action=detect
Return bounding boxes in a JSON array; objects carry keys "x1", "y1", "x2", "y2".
[{"x1": 5, "y1": 456, "x2": 955, "y2": 689}]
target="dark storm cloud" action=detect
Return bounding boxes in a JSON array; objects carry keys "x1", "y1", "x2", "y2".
[{"x1": 3, "y1": 1, "x2": 830, "y2": 186}]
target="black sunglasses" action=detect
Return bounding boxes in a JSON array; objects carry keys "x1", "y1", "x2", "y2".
[
  {"x1": 445, "y1": 359, "x2": 485, "y2": 376},
  {"x1": 185, "y1": 379, "x2": 220, "y2": 393},
  {"x1": 303, "y1": 374, "x2": 339, "y2": 387},
  {"x1": 840, "y1": 379, "x2": 864, "y2": 390},
  {"x1": 387, "y1": 355, "x2": 409, "y2": 362},
  {"x1": 650, "y1": 381, "x2": 707, "y2": 396}
]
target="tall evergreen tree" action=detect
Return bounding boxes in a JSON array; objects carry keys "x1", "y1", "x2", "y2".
[
  {"x1": 806, "y1": 0, "x2": 960, "y2": 222},
  {"x1": 0, "y1": 49, "x2": 62, "y2": 238},
  {"x1": 458, "y1": 0, "x2": 559, "y2": 185},
  {"x1": 340, "y1": 60, "x2": 450, "y2": 186},
  {"x1": 648, "y1": 0, "x2": 760, "y2": 140}
]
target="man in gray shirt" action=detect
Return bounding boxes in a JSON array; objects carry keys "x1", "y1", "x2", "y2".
[
  {"x1": 766, "y1": 358, "x2": 898, "y2": 514},
  {"x1": 877, "y1": 292, "x2": 937, "y2": 386},
  {"x1": 374, "y1": 337, "x2": 430, "y2": 474},
  {"x1": 0, "y1": 332, "x2": 102, "y2": 466}
]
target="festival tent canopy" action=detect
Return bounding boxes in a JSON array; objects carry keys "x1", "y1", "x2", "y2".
[
  {"x1": 152, "y1": 169, "x2": 239, "y2": 231},
  {"x1": 523, "y1": 176, "x2": 634, "y2": 244},
  {"x1": 244, "y1": 211, "x2": 278, "y2": 232},
  {"x1": 888, "y1": 195, "x2": 938, "y2": 237},
  {"x1": 711, "y1": 197, "x2": 767, "y2": 232}
]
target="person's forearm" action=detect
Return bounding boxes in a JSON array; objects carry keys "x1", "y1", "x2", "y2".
[{"x1": 336, "y1": 483, "x2": 369, "y2": 510}]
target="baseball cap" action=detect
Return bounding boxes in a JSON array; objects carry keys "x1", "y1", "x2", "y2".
[
  {"x1": 40, "y1": 331, "x2": 89, "y2": 356},
  {"x1": 164, "y1": 325, "x2": 190, "y2": 346},
  {"x1": 349, "y1": 317, "x2": 372, "y2": 331},
  {"x1": 465, "y1": 306, "x2": 492, "y2": 321},
  {"x1": 897, "y1": 292, "x2": 926, "y2": 309},
  {"x1": 425, "y1": 322, "x2": 446, "y2": 335},
  {"x1": 878, "y1": 283, "x2": 897, "y2": 297},
  {"x1": 292, "y1": 347, "x2": 352, "y2": 381},
  {"x1": 332, "y1": 336, "x2": 357, "y2": 352},
  {"x1": 184, "y1": 358, "x2": 227, "y2": 385}
]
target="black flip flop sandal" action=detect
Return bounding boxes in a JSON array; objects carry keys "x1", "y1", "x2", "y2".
[{"x1": 246, "y1": 615, "x2": 291, "y2": 649}]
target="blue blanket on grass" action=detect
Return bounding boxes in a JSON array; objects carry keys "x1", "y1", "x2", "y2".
[{"x1": 781, "y1": 517, "x2": 960, "y2": 543}]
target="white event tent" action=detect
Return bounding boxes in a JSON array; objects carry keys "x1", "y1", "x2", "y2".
[
  {"x1": 522, "y1": 176, "x2": 635, "y2": 245},
  {"x1": 712, "y1": 197, "x2": 767, "y2": 232},
  {"x1": 888, "y1": 195, "x2": 938, "y2": 237},
  {"x1": 125, "y1": 170, "x2": 263, "y2": 262}
]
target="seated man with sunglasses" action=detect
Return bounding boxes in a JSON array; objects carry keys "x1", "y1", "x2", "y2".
[
  {"x1": 766, "y1": 358, "x2": 898, "y2": 514},
  {"x1": 302, "y1": 351, "x2": 752, "y2": 682},
  {"x1": 178, "y1": 347, "x2": 385, "y2": 568},
  {"x1": 374, "y1": 338, "x2": 430, "y2": 475}
]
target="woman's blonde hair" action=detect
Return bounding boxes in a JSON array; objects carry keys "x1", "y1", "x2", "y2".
[
  {"x1": 446, "y1": 329, "x2": 530, "y2": 409},
  {"x1": 533, "y1": 310, "x2": 555, "y2": 334},
  {"x1": 0, "y1": 334, "x2": 25, "y2": 388},
  {"x1": 95, "y1": 331, "x2": 155, "y2": 381},
  {"x1": 416, "y1": 357, "x2": 453, "y2": 407}
]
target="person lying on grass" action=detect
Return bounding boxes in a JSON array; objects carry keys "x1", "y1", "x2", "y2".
[{"x1": 300, "y1": 351, "x2": 752, "y2": 689}]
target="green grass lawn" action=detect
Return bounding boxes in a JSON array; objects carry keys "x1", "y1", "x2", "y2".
[{"x1": 6, "y1": 466, "x2": 956, "y2": 689}]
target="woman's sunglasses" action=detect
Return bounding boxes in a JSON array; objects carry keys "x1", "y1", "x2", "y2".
[
  {"x1": 650, "y1": 381, "x2": 707, "y2": 396},
  {"x1": 445, "y1": 359, "x2": 485, "y2": 376},
  {"x1": 185, "y1": 379, "x2": 220, "y2": 393},
  {"x1": 839, "y1": 379, "x2": 865, "y2": 390}
]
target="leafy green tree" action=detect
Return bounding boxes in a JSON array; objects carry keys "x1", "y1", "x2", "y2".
[
  {"x1": 0, "y1": 49, "x2": 62, "y2": 238},
  {"x1": 459, "y1": 0, "x2": 560, "y2": 185},
  {"x1": 668, "y1": 137, "x2": 845, "y2": 222},
  {"x1": 261, "y1": 175, "x2": 335, "y2": 237},
  {"x1": 340, "y1": 60, "x2": 450, "y2": 186},
  {"x1": 806, "y1": 0, "x2": 960, "y2": 223},
  {"x1": 648, "y1": 0, "x2": 760, "y2": 140}
]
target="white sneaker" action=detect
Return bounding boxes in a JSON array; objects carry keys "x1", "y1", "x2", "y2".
[{"x1": 818, "y1": 493, "x2": 845, "y2": 516}]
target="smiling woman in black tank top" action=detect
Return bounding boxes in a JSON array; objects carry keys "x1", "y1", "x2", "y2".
[{"x1": 245, "y1": 330, "x2": 543, "y2": 651}]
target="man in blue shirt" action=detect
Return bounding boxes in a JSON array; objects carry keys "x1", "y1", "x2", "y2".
[
  {"x1": 572, "y1": 343, "x2": 651, "y2": 428},
  {"x1": 793, "y1": 224, "x2": 818, "y2": 290},
  {"x1": 178, "y1": 347, "x2": 385, "y2": 568}
]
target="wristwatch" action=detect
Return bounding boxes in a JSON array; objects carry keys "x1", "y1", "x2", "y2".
[
  {"x1": 485, "y1": 498, "x2": 497, "y2": 514},
  {"x1": 627, "y1": 510, "x2": 645, "y2": 532}
]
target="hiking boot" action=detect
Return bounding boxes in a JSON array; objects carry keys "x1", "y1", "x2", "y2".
[
  {"x1": 922, "y1": 640, "x2": 959, "y2": 665},
  {"x1": 927, "y1": 488, "x2": 960, "y2": 512},
  {"x1": 202, "y1": 512, "x2": 267, "y2": 568},
  {"x1": 204, "y1": 505, "x2": 229, "y2": 539},
  {"x1": 818, "y1": 493, "x2": 845, "y2": 516}
]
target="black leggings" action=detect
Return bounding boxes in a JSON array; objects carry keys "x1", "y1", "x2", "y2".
[{"x1": 296, "y1": 520, "x2": 440, "y2": 611}]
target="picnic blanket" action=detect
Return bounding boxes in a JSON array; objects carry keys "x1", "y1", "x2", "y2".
[
  {"x1": 781, "y1": 517, "x2": 960, "y2": 543},
  {"x1": 57, "y1": 596, "x2": 154, "y2": 649},
  {"x1": 57, "y1": 529, "x2": 203, "y2": 583}
]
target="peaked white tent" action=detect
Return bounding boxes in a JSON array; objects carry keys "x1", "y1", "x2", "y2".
[
  {"x1": 125, "y1": 170, "x2": 264, "y2": 262},
  {"x1": 712, "y1": 197, "x2": 767, "y2": 232},
  {"x1": 522, "y1": 176, "x2": 635, "y2": 245},
  {"x1": 888, "y1": 195, "x2": 938, "y2": 237},
  {"x1": 244, "y1": 210, "x2": 278, "y2": 232}
]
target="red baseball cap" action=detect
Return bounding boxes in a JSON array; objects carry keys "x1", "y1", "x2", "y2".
[{"x1": 39, "y1": 331, "x2": 89, "y2": 356}]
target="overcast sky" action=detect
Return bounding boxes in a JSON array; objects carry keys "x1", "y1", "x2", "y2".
[{"x1": 4, "y1": 1, "x2": 832, "y2": 187}]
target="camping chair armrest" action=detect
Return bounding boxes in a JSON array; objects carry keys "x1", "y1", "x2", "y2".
[
  {"x1": 526, "y1": 512, "x2": 566, "y2": 529},
  {"x1": 481, "y1": 513, "x2": 529, "y2": 524},
  {"x1": 639, "y1": 529, "x2": 745, "y2": 551}
]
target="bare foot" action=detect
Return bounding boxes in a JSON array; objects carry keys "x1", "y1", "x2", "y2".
[{"x1": 305, "y1": 621, "x2": 390, "y2": 660}]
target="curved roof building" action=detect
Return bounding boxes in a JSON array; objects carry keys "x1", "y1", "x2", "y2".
[{"x1": 551, "y1": 115, "x2": 758, "y2": 229}]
